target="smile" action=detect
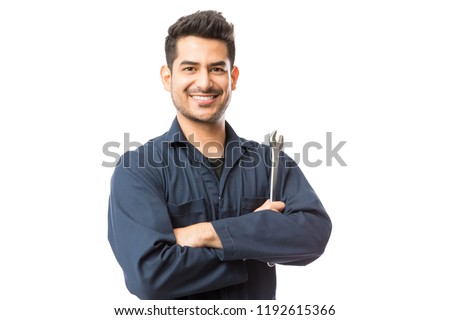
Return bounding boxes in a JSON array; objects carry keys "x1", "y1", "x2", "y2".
[
  {"x1": 189, "y1": 95, "x2": 218, "y2": 103},
  {"x1": 191, "y1": 95, "x2": 218, "y2": 101}
]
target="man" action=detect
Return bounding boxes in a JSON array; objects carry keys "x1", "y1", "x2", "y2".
[{"x1": 108, "y1": 10, "x2": 332, "y2": 300}]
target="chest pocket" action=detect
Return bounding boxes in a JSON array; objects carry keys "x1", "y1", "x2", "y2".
[
  {"x1": 167, "y1": 198, "x2": 208, "y2": 228},
  {"x1": 240, "y1": 197, "x2": 267, "y2": 215}
]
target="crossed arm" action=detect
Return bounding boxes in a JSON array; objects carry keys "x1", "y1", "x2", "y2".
[{"x1": 173, "y1": 199, "x2": 285, "y2": 249}]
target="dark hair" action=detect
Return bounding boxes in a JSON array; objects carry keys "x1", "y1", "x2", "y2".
[{"x1": 165, "y1": 10, "x2": 235, "y2": 70}]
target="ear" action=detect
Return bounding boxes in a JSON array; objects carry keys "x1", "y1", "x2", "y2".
[
  {"x1": 160, "y1": 65, "x2": 172, "y2": 91},
  {"x1": 231, "y1": 66, "x2": 239, "y2": 90}
]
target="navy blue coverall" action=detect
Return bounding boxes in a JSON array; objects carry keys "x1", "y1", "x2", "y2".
[{"x1": 108, "y1": 118, "x2": 332, "y2": 299}]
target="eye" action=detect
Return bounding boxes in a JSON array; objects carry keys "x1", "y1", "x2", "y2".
[
  {"x1": 211, "y1": 67, "x2": 226, "y2": 74},
  {"x1": 182, "y1": 67, "x2": 195, "y2": 72}
]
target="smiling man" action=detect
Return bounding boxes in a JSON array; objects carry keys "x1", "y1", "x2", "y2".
[
  {"x1": 162, "y1": 36, "x2": 236, "y2": 122},
  {"x1": 108, "y1": 10, "x2": 332, "y2": 300}
]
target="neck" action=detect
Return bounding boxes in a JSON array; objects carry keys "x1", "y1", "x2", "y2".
[{"x1": 177, "y1": 114, "x2": 226, "y2": 158}]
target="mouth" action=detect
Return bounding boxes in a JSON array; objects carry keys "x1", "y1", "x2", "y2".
[{"x1": 189, "y1": 94, "x2": 219, "y2": 105}]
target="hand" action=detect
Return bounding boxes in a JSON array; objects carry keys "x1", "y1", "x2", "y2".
[
  {"x1": 173, "y1": 222, "x2": 223, "y2": 249},
  {"x1": 253, "y1": 199, "x2": 285, "y2": 213}
]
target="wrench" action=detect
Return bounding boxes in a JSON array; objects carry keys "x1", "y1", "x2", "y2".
[{"x1": 266, "y1": 130, "x2": 284, "y2": 268}]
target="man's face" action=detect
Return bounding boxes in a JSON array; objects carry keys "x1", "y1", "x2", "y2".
[{"x1": 161, "y1": 36, "x2": 239, "y2": 124}]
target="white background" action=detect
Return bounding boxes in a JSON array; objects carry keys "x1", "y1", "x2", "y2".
[{"x1": 1, "y1": 0, "x2": 449, "y2": 319}]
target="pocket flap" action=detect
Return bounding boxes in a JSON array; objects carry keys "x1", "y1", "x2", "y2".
[
  {"x1": 167, "y1": 198, "x2": 208, "y2": 228},
  {"x1": 241, "y1": 197, "x2": 267, "y2": 212}
]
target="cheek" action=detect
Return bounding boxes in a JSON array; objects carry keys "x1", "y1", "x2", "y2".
[
  {"x1": 214, "y1": 78, "x2": 231, "y2": 92},
  {"x1": 172, "y1": 75, "x2": 193, "y2": 88}
]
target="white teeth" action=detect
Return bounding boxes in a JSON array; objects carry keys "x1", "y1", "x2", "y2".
[{"x1": 191, "y1": 95, "x2": 215, "y2": 101}]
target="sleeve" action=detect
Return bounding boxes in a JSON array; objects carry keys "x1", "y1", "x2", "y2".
[
  {"x1": 211, "y1": 152, "x2": 332, "y2": 266},
  {"x1": 107, "y1": 151, "x2": 247, "y2": 300}
]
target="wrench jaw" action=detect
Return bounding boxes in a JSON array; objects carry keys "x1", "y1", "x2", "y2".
[
  {"x1": 269, "y1": 130, "x2": 277, "y2": 147},
  {"x1": 278, "y1": 135, "x2": 284, "y2": 150}
]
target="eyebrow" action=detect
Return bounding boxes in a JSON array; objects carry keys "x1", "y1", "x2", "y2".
[{"x1": 179, "y1": 60, "x2": 228, "y2": 67}]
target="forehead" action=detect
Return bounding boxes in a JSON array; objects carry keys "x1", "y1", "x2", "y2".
[{"x1": 174, "y1": 36, "x2": 230, "y2": 65}]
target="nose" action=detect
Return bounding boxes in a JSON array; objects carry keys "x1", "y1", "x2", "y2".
[{"x1": 195, "y1": 69, "x2": 212, "y2": 91}]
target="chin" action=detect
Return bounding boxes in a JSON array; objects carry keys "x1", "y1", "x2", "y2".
[{"x1": 189, "y1": 113, "x2": 224, "y2": 124}]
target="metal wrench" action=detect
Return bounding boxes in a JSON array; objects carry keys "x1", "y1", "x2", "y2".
[
  {"x1": 269, "y1": 130, "x2": 284, "y2": 202},
  {"x1": 267, "y1": 130, "x2": 284, "y2": 268}
]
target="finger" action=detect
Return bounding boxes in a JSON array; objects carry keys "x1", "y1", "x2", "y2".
[{"x1": 272, "y1": 201, "x2": 285, "y2": 212}]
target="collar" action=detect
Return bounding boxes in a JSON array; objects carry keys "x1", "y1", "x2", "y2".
[{"x1": 165, "y1": 117, "x2": 258, "y2": 151}]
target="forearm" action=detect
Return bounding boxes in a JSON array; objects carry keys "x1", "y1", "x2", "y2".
[
  {"x1": 109, "y1": 219, "x2": 246, "y2": 299},
  {"x1": 211, "y1": 208, "x2": 332, "y2": 264},
  {"x1": 174, "y1": 222, "x2": 223, "y2": 249}
]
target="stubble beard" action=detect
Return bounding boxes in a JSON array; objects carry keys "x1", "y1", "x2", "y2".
[{"x1": 172, "y1": 92, "x2": 231, "y2": 124}]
